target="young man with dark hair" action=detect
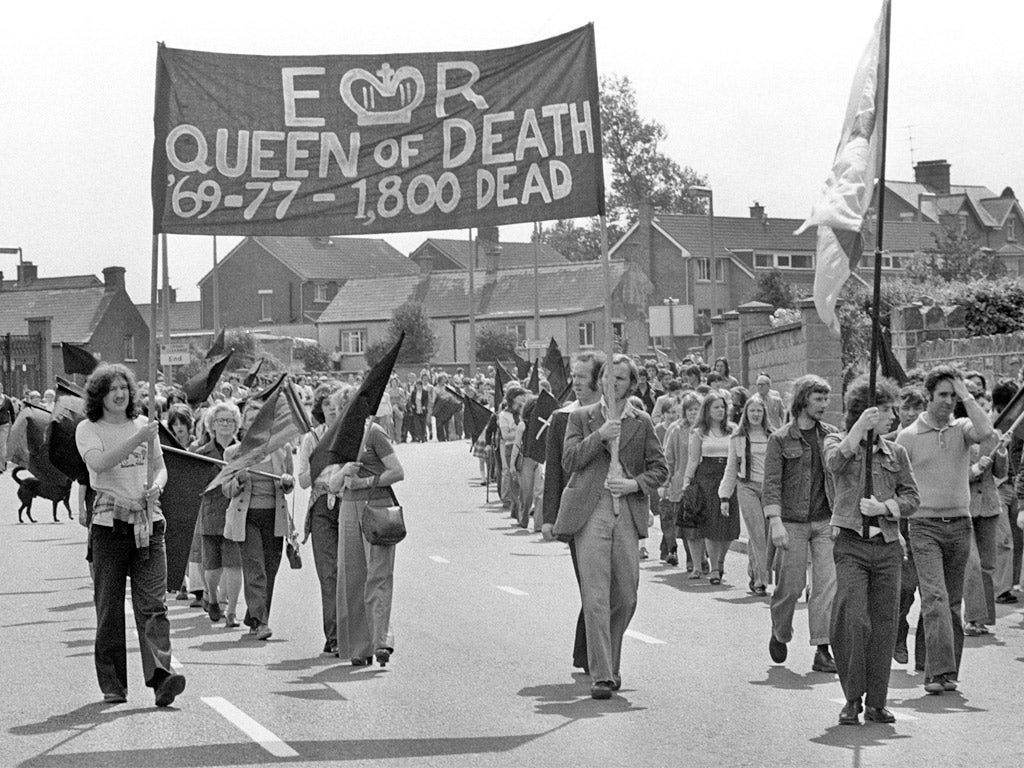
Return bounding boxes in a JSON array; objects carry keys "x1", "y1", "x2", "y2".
[
  {"x1": 825, "y1": 375, "x2": 919, "y2": 725},
  {"x1": 896, "y1": 365, "x2": 993, "y2": 694},
  {"x1": 763, "y1": 374, "x2": 839, "y2": 673}
]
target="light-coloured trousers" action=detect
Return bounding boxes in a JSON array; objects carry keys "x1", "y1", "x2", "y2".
[
  {"x1": 737, "y1": 480, "x2": 770, "y2": 587},
  {"x1": 769, "y1": 518, "x2": 836, "y2": 646}
]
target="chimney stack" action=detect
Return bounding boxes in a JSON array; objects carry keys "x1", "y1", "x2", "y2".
[
  {"x1": 477, "y1": 226, "x2": 501, "y2": 277},
  {"x1": 749, "y1": 201, "x2": 766, "y2": 220},
  {"x1": 16, "y1": 261, "x2": 38, "y2": 286},
  {"x1": 102, "y1": 266, "x2": 126, "y2": 293},
  {"x1": 914, "y1": 159, "x2": 951, "y2": 195}
]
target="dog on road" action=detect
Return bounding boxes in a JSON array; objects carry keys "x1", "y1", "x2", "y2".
[{"x1": 13, "y1": 467, "x2": 73, "y2": 524}]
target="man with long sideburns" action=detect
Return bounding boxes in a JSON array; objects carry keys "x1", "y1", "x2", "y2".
[
  {"x1": 763, "y1": 374, "x2": 839, "y2": 673},
  {"x1": 554, "y1": 355, "x2": 666, "y2": 699},
  {"x1": 896, "y1": 365, "x2": 993, "y2": 694}
]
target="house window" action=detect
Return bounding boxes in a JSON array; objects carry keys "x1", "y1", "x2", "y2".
[
  {"x1": 123, "y1": 335, "x2": 136, "y2": 362},
  {"x1": 612, "y1": 321, "x2": 625, "y2": 339},
  {"x1": 258, "y1": 289, "x2": 273, "y2": 321},
  {"x1": 959, "y1": 212, "x2": 969, "y2": 237},
  {"x1": 314, "y1": 283, "x2": 330, "y2": 303},
  {"x1": 578, "y1": 321, "x2": 595, "y2": 348},
  {"x1": 1008, "y1": 218, "x2": 1017, "y2": 242},
  {"x1": 880, "y1": 253, "x2": 903, "y2": 270},
  {"x1": 754, "y1": 252, "x2": 772, "y2": 269},
  {"x1": 695, "y1": 258, "x2": 711, "y2": 282},
  {"x1": 505, "y1": 323, "x2": 526, "y2": 342},
  {"x1": 754, "y1": 252, "x2": 813, "y2": 269},
  {"x1": 715, "y1": 259, "x2": 725, "y2": 282},
  {"x1": 338, "y1": 329, "x2": 366, "y2": 354}
]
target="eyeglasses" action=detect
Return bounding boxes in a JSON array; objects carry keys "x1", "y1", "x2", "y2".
[{"x1": 213, "y1": 417, "x2": 236, "y2": 425}]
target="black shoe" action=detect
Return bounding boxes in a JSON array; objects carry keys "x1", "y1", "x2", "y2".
[
  {"x1": 893, "y1": 645, "x2": 909, "y2": 664},
  {"x1": 769, "y1": 634, "x2": 788, "y2": 664},
  {"x1": 666, "y1": 551, "x2": 679, "y2": 567},
  {"x1": 611, "y1": 675, "x2": 622, "y2": 692},
  {"x1": 208, "y1": 602, "x2": 222, "y2": 622},
  {"x1": 375, "y1": 648, "x2": 392, "y2": 667},
  {"x1": 812, "y1": 648, "x2": 837, "y2": 673},
  {"x1": 591, "y1": 681, "x2": 613, "y2": 700},
  {"x1": 995, "y1": 591, "x2": 1019, "y2": 604},
  {"x1": 154, "y1": 673, "x2": 186, "y2": 708},
  {"x1": 322, "y1": 641, "x2": 337, "y2": 657},
  {"x1": 351, "y1": 656, "x2": 373, "y2": 666},
  {"x1": 839, "y1": 699, "x2": 861, "y2": 725},
  {"x1": 864, "y1": 706, "x2": 896, "y2": 723}
]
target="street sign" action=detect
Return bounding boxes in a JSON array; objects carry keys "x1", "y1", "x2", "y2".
[
  {"x1": 160, "y1": 341, "x2": 190, "y2": 366},
  {"x1": 648, "y1": 304, "x2": 695, "y2": 337},
  {"x1": 523, "y1": 339, "x2": 548, "y2": 350}
]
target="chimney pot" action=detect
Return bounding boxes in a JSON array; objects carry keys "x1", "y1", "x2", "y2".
[
  {"x1": 102, "y1": 266, "x2": 126, "y2": 293},
  {"x1": 914, "y1": 159, "x2": 951, "y2": 195},
  {"x1": 749, "y1": 201, "x2": 765, "y2": 220},
  {"x1": 16, "y1": 261, "x2": 38, "y2": 286}
]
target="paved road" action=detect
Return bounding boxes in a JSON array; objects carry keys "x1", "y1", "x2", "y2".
[{"x1": 2, "y1": 439, "x2": 1024, "y2": 767}]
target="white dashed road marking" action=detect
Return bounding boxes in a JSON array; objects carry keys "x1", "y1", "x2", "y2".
[
  {"x1": 624, "y1": 629, "x2": 666, "y2": 645},
  {"x1": 429, "y1": 555, "x2": 450, "y2": 564},
  {"x1": 203, "y1": 696, "x2": 300, "y2": 757},
  {"x1": 496, "y1": 586, "x2": 528, "y2": 596}
]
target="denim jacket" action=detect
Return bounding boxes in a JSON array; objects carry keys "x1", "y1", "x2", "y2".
[
  {"x1": 762, "y1": 420, "x2": 838, "y2": 522},
  {"x1": 823, "y1": 433, "x2": 920, "y2": 542}
]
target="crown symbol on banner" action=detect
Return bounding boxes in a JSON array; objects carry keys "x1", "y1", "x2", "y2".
[{"x1": 340, "y1": 63, "x2": 426, "y2": 126}]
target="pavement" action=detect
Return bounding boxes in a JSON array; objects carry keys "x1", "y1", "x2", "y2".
[{"x1": 2, "y1": 439, "x2": 1024, "y2": 767}]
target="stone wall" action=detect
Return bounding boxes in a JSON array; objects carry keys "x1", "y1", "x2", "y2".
[
  {"x1": 891, "y1": 303, "x2": 1024, "y2": 382},
  {"x1": 710, "y1": 299, "x2": 844, "y2": 427}
]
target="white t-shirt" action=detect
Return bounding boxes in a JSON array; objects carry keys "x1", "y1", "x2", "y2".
[{"x1": 76, "y1": 416, "x2": 162, "y2": 504}]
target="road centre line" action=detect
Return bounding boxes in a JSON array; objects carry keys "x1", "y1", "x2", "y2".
[
  {"x1": 496, "y1": 585, "x2": 528, "y2": 596},
  {"x1": 203, "y1": 696, "x2": 300, "y2": 758},
  {"x1": 429, "y1": 555, "x2": 450, "y2": 564},
  {"x1": 624, "y1": 629, "x2": 666, "y2": 645}
]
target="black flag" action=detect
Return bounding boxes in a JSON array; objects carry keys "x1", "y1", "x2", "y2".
[
  {"x1": 876, "y1": 326, "x2": 907, "y2": 386},
  {"x1": 542, "y1": 338, "x2": 568, "y2": 398},
  {"x1": 309, "y1": 333, "x2": 403, "y2": 483},
  {"x1": 494, "y1": 361, "x2": 513, "y2": 402},
  {"x1": 159, "y1": 424, "x2": 217, "y2": 589},
  {"x1": 243, "y1": 358, "x2": 264, "y2": 388},
  {"x1": 47, "y1": 378, "x2": 89, "y2": 484},
  {"x1": 511, "y1": 350, "x2": 532, "y2": 379},
  {"x1": 183, "y1": 351, "x2": 233, "y2": 406},
  {"x1": 205, "y1": 328, "x2": 226, "y2": 359},
  {"x1": 526, "y1": 360, "x2": 540, "y2": 394},
  {"x1": 61, "y1": 342, "x2": 99, "y2": 376},
  {"x1": 523, "y1": 389, "x2": 559, "y2": 463}
]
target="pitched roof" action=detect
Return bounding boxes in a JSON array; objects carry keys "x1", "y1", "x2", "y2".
[
  {"x1": 200, "y1": 236, "x2": 419, "y2": 285},
  {"x1": 137, "y1": 300, "x2": 202, "y2": 332},
  {"x1": 649, "y1": 212, "x2": 945, "y2": 257},
  {"x1": 317, "y1": 262, "x2": 625, "y2": 325},
  {"x1": 0, "y1": 286, "x2": 112, "y2": 343},
  {"x1": 0, "y1": 275, "x2": 102, "y2": 291},
  {"x1": 411, "y1": 239, "x2": 569, "y2": 270}
]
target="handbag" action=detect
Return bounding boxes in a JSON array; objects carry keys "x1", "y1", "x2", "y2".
[
  {"x1": 361, "y1": 474, "x2": 406, "y2": 546},
  {"x1": 678, "y1": 484, "x2": 705, "y2": 528}
]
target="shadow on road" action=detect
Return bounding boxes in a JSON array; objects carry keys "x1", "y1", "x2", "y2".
[
  {"x1": 810, "y1": 725, "x2": 912, "y2": 753},
  {"x1": 749, "y1": 666, "x2": 838, "y2": 691},
  {"x1": 517, "y1": 679, "x2": 647, "y2": 719},
  {"x1": 889, "y1": 690, "x2": 987, "y2": 716},
  {"x1": 48, "y1": 600, "x2": 93, "y2": 613},
  {"x1": 9, "y1": 702, "x2": 146, "y2": 737}
]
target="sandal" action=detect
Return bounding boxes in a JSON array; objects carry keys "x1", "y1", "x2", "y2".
[{"x1": 688, "y1": 570, "x2": 703, "y2": 580}]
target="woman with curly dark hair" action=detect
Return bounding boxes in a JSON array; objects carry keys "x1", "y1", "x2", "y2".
[{"x1": 75, "y1": 363, "x2": 185, "y2": 707}]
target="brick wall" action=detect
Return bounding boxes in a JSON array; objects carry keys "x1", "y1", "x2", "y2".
[
  {"x1": 892, "y1": 302, "x2": 1024, "y2": 382},
  {"x1": 711, "y1": 298, "x2": 844, "y2": 427}
]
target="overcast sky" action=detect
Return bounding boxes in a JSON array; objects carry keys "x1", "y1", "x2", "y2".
[{"x1": 2, "y1": 0, "x2": 1021, "y2": 302}]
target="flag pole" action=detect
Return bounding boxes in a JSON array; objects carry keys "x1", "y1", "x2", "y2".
[
  {"x1": 148, "y1": 234, "x2": 159, "y2": 491},
  {"x1": 863, "y1": 0, "x2": 893, "y2": 519},
  {"x1": 599, "y1": 215, "x2": 622, "y2": 515},
  {"x1": 161, "y1": 233, "x2": 172, "y2": 385}
]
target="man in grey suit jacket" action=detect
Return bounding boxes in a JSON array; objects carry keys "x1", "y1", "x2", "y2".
[{"x1": 554, "y1": 354, "x2": 667, "y2": 699}]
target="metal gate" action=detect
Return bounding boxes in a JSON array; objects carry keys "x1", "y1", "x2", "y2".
[{"x1": 2, "y1": 332, "x2": 44, "y2": 396}]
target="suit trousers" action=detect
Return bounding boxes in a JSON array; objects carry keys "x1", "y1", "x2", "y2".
[
  {"x1": 91, "y1": 520, "x2": 173, "y2": 697},
  {"x1": 309, "y1": 495, "x2": 339, "y2": 647},
  {"x1": 963, "y1": 514, "x2": 998, "y2": 626},
  {"x1": 518, "y1": 458, "x2": 543, "y2": 529},
  {"x1": 830, "y1": 530, "x2": 901, "y2": 708},
  {"x1": 908, "y1": 516, "x2": 971, "y2": 681},
  {"x1": 770, "y1": 518, "x2": 836, "y2": 646},
  {"x1": 567, "y1": 537, "x2": 588, "y2": 669},
  {"x1": 575, "y1": 491, "x2": 640, "y2": 683},
  {"x1": 336, "y1": 498, "x2": 396, "y2": 660},
  {"x1": 241, "y1": 507, "x2": 283, "y2": 628}
]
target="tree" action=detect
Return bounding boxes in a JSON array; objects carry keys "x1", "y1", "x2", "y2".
[
  {"x1": 295, "y1": 342, "x2": 331, "y2": 372},
  {"x1": 905, "y1": 230, "x2": 1005, "y2": 284},
  {"x1": 475, "y1": 327, "x2": 519, "y2": 362},
  {"x1": 748, "y1": 269, "x2": 797, "y2": 309},
  {"x1": 364, "y1": 301, "x2": 436, "y2": 368},
  {"x1": 534, "y1": 74, "x2": 709, "y2": 261}
]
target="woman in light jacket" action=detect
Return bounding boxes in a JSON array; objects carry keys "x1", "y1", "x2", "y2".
[
  {"x1": 663, "y1": 393, "x2": 702, "y2": 571},
  {"x1": 718, "y1": 396, "x2": 773, "y2": 596},
  {"x1": 222, "y1": 401, "x2": 294, "y2": 640},
  {"x1": 297, "y1": 384, "x2": 341, "y2": 655},
  {"x1": 329, "y1": 386, "x2": 405, "y2": 667}
]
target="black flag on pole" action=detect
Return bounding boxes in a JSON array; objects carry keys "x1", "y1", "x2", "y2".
[
  {"x1": 159, "y1": 424, "x2": 216, "y2": 589},
  {"x1": 182, "y1": 351, "x2": 233, "y2": 406},
  {"x1": 61, "y1": 342, "x2": 99, "y2": 376},
  {"x1": 309, "y1": 333, "x2": 403, "y2": 483},
  {"x1": 542, "y1": 338, "x2": 568, "y2": 398},
  {"x1": 243, "y1": 358, "x2": 264, "y2": 388},
  {"x1": 205, "y1": 328, "x2": 226, "y2": 359},
  {"x1": 511, "y1": 350, "x2": 532, "y2": 379}
]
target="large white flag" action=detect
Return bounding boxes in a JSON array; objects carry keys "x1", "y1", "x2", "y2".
[{"x1": 795, "y1": 2, "x2": 889, "y2": 335}]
